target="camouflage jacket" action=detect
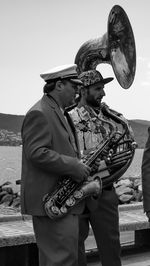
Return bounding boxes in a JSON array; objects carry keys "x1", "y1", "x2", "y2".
[{"x1": 69, "y1": 103, "x2": 133, "y2": 156}]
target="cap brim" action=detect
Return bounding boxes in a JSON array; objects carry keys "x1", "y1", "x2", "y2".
[
  {"x1": 70, "y1": 78, "x2": 83, "y2": 85},
  {"x1": 102, "y1": 77, "x2": 114, "y2": 84}
]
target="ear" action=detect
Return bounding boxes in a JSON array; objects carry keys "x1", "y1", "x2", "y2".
[{"x1": 55, "y1": 80, "x2": 64, "y2": 91}]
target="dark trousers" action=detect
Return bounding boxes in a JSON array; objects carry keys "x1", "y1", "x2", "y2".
[
  {"x1": 32, "y1": 214, "x2": 79, "y2": 266},
  {"x1": 78, "y1": 188, "x2": 122, "y2": 266}
]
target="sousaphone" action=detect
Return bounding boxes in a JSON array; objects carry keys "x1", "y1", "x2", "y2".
[{"x1": 75, "y1": 5, "x2": 136, "y2": 89}]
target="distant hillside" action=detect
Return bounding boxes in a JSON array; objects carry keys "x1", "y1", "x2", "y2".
[
  {"x1": 0, "y1": 113, "x2": 24, "y2": 133},
  {"x1": 0, "y1": 113, "x2": 149, "y2": 148},
  {"x1": 132, "y1": 119, "x2": 150, "y2": 126}
]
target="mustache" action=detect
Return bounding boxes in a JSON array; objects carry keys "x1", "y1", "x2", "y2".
[{"x1": 97, "y1": 97, "x2": 103, "y2": 102}]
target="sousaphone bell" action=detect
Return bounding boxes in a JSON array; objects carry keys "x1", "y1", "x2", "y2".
[{"x1": 75, "y1": 5, "x2": 136, "y2": 89}]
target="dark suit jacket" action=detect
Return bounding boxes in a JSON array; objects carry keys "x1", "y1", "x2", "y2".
[
  {"x1": 142, "y1": 126, "x2": 150, "y2": 212},
  {"x1": 21, "y1": 94, "x2": 84, "y2": 216}
]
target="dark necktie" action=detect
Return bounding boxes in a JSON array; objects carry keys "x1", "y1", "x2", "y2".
[{"x1": 64, "y1": 110, "x2": 75, "y2": 133}]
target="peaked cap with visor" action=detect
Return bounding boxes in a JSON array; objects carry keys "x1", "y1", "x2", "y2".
[{"x1": 40, "y1": 64, "x2": 83, "y2": 85}]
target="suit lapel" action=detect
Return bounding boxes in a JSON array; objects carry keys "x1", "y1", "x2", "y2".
[{"x1": 42, "y1": 95, "x2": 79, "y2": 155}]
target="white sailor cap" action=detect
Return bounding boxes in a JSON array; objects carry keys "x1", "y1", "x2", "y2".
[{"x1": 40, "y1": 64, "x2": 83, "y2": 85}]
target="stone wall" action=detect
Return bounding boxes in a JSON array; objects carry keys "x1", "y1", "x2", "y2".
[
  {"x1": 115, "y1": 176, "x2": 142, "y2": 204},
  {"x1": 0, "y1": 176, "x2": 143, "y2": 210}
]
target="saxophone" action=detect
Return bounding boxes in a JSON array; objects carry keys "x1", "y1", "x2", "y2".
[{"x1": 43, "y1": 104, "x2": 137, "y2": 219}]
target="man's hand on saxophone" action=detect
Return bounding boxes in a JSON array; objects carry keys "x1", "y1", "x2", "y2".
[{"x1": 71, "y1": 160, "x2": 91, "y2": 183}]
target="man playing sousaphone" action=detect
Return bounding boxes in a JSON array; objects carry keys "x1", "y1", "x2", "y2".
[
  {"x1": 69, "y1": 69, "x2": 135, "y2": 266},
  {"x1": 69, "y1": 5, "x2": 137, "y2": 265}
]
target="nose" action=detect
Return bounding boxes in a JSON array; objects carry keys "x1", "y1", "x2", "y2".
[
  {"x1": 100, "y1": 88, "x2": 105, "y2": 97},
  {"x1": 72, "y1": 85, "x2": 79, "y2": 94}
]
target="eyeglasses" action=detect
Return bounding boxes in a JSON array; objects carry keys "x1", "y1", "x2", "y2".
[{"x1": 69, "y1": 81, "x2": 80, "y2": 94}]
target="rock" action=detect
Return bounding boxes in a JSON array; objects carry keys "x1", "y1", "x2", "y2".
[
  {"x1": 114, "y1": 175, "x2": 143, "y2": 205},
  {"x1": 0, "y1": 181, "x2": 12, "y2": 187},
  {"x1": 0, "y1": 180, "x2": 21, "y2": 209},
  {"x1": 2, "y1": 186, "x2": 13, "y2": 194},
  {"x1": 115, "y1": 185, "x2": 134, "y2": 196},
  {"x1": 133, "y1": 178, "x2": 141, "y2": 188},
  {"x1": 119, "y1": 194, "x2": 135, "y2": 203},
  {"x1": 138, "y1": 184, "x2": 142, "y2": 192},
  {"x1": 135, "y1": 191, "x2": 143, "y2": 202},
  {"x1": 0, "y1": 190, "x2": 8, "y2": 200},
  {"x1": 115, "y1": 179, "x2": 133, "y2": 188},
  {"x1": 0, "y1": 194, "x2": 13, "y2": 205},
  {"x1": 11, "y1": 196, "x2": 20, "y2": 208}
]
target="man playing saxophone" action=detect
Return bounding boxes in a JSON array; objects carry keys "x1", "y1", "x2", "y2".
[
  {"x1": 21, "y1": 64, "x2": 91, "y2": 266},
  {"x1": 69, "y1": 69, "x2": 124, "y2": 266}
]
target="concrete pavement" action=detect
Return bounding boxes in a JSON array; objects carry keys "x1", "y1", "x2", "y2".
[{"x1": 88, "y1": 250, "x2": 150, "y2": 266}]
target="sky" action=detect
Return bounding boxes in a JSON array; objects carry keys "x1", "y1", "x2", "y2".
[{"x1": 0, "y1": 0, "x2": 150, "y2": 120}]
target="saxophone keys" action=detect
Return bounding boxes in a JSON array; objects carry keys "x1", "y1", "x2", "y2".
[
  {"x1": 51, "y1": 206, "x2": 60, "y2": 214},
  {"x1": 66, "y1": 197, "x2": 76, "y2": 206},
  {"x1": 60, "y1": 206, "x2": 68, "y2": 214},
  {"x1": 74, "y1": 190, "x2": 83, "y2": 199},
  {"x1": 108, "y1": 149, "x2": 113, "y2": 156}
]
